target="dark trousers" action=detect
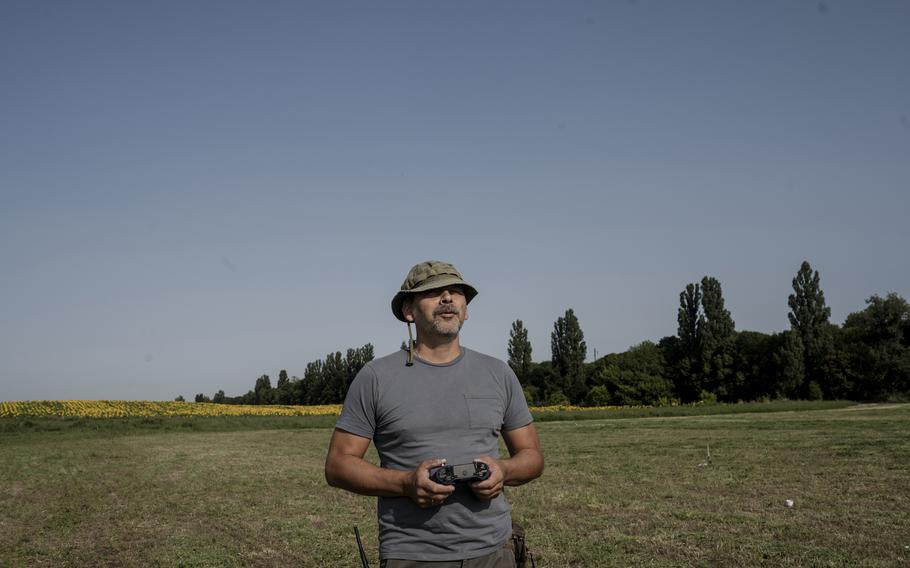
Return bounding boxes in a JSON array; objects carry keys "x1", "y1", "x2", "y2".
[{"x1": 380, "y1": 545, "x2": 516, "y2": 568}]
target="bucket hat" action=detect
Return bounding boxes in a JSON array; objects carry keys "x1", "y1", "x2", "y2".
[{"x1": 391, "y1": 260, "x2": 478, "y2": 322}]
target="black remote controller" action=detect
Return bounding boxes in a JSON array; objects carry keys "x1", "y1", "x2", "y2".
[{"x1": 429, "y1": 461, "x2": 491, "y2": 485}]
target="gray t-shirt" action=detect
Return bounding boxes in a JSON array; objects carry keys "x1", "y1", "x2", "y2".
[{"x1": 336, "y1": 347, "x2": 534, "y2": 561}]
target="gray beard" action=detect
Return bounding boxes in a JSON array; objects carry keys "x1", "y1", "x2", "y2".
[{"x1": 431, "y1": 317, "x2": 463, "y2": 337}]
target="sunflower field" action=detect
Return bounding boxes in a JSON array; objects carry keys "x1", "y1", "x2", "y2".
[
  {"x1": 0, "y1": 400, "x2": 343, "y2": 418},
  {"x1": 0, "y1": 400, "x2": 634, "y2": 419}
]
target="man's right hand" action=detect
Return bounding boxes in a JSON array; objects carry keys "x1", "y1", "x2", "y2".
[{"x1": 405, "y1": 458, "x2": 456, "y2": 508}]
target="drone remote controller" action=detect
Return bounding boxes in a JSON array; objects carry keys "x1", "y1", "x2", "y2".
[{"x1": 429, "y1": 461, "x2": 491, "y2": 485}]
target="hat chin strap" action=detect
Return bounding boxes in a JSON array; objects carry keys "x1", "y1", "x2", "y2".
[{"x1": 406, "y1": 322, "x2": 415, "y2": 367}]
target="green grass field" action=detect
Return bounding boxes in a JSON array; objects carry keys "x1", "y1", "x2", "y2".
[{"x1": 1, "y1": 402, "x2": 908, "y2": 567}]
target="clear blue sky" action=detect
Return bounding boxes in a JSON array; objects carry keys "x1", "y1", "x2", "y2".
[{"x1": 2, "y1": 1, "x2": 908, "y2": 401}]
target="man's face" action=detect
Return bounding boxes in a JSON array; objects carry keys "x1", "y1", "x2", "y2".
[{"x1": 404, "y1": 285, "x2": 469, "y2": 338}]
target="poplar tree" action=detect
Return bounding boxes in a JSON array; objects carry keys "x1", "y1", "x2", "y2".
[
  {"x1": 302, "y1": 360, "x2": 325, "y2": 405},
  {"x1": 701, "y1": 277, "x2": 734, "y2": 342},
  {"x1": 701, "y1": 276, "x2": 735, "y2": 398},
  {"x1": 254, "y1": 374, "x2": 273, "y2": 404},
  {"x1": 678, "y1": 283, "x2": 703, "y2": 354},
  {"x1": 676, "y1": 282, "x2": 704, "y2": 401},
  {"x1": 275, "y1": 369, "x2": 294, "y2": 404},
  {"x1": 507, "y1": 320, "x2": 533, "y2": 384},
  {"x1": 788, "y1": 260, "x2": 833, "y2": 397},
  {"x1": 320, "y1": 351, "x2": 347, "y2": 404},
  {"x1": 551, "y1": 309, "x2": 587, "y2": 403}
]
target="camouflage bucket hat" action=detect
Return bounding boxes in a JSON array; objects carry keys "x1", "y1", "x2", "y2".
[{"x1": 391, "y1": 260, "x2": 478, "y2": 322}]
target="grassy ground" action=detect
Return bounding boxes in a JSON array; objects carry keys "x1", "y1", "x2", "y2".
[{"x1": 0, "y1": 402, "x2": 907, "y2": 567}]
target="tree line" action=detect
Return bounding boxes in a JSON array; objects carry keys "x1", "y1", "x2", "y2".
[
  {"x1": 190, "y1": 345, "x2": 375, "y2": 406},
  {"x1": 188, "y1": 260, "x2": 909, "y2": 406},
  {"x1": 510, "y1": 261, "x2": 909, "y2": 406}
]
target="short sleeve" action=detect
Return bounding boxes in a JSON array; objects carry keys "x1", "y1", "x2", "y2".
[
  {"x1": 501, "y1": 362, "x2": 533, "y2": 431},
  {"x1": 335, "y1": 364, "x2": 378, "y2": 439}
]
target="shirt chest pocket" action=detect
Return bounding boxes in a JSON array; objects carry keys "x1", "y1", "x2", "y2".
[{"x1": 464, "y1": 395, "x2": 504, "y2": 431}]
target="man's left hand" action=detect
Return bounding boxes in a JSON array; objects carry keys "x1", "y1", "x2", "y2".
[{"x1": 469, "y1": 456, "x2": 506, "y2": 500}]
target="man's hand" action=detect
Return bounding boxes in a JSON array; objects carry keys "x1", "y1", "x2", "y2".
[
  {"x1": 405, "y1": 458, "x2": 456, "y2": 508},
  {"x1": 469, "y1": 456, "x2": 506, "y2": 500}
]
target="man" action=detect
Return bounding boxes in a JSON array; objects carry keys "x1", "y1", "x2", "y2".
[{"x1": 325, "y1": 260, "x2": 544, "y2": 568}]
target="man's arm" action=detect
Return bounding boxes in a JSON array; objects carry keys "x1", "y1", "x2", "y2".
[
  {"x1": 470, "y1": 423, "x2": 544, "y2": 500},
  {"x1": 501, "y1": 422, "x2": 545, "y2": 485},
  {"x1": 324, "y1": 428, "x2": 455, "y2": 507}
]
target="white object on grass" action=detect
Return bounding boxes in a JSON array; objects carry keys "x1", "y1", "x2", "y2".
[{"x1": 697, "y1": 443, "x2": 712, "y2": 467}]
